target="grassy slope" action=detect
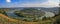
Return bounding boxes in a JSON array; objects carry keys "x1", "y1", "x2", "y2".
[{"x1": 0, "y1": 13, "x2": 55, "y2": 24}]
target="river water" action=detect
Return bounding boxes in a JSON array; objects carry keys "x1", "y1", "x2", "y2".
[{"x1": 5, "y1": 9, "x2": 55, "y2": 20}]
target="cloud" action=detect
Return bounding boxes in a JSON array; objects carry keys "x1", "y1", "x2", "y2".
[
  {"x1": 6, "y1": 0, "x2": 11, "y2": 2},
  {"x1": 1, "y1": 0, "x2": 59, "y2": 8},
  {"x1": 40, "y1": 0, "x2": 59, "y2": 7},
  {"x1": 20, "y1": 0, "x2": 59, "y2": 7}
]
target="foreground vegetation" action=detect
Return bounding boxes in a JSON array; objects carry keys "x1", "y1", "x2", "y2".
[
  {"x1": 0, "y1": 8, "x2": 60, "y2": 24},
  {"x1": 0, "y1": 14, "x2": 55, "y2": 24}
]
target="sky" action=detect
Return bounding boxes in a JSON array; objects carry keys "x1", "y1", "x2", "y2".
[{"x1": 0, "y1": 0, "x2": 59, "y2": 8}]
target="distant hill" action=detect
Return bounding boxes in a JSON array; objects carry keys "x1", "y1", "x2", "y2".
[{"x1": 0, "y1": 7, "x2": 59, "y2": 15}]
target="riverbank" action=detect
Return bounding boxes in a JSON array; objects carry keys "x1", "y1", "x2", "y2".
[{"x1": 0, "y1": 13, "x2": 56, "y2": 24}]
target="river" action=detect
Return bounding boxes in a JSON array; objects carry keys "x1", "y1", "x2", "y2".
[{"x1": 5, "y1": 9, "x2": 55, "y2": 20}]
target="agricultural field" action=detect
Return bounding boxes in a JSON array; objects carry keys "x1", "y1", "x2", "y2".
[{"x1": 0, "y1": 7, "x2": 60, "y2": 24}]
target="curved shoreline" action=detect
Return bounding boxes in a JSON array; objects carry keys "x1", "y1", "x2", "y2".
[{"x1": 0, "y1": 13, "x2": 18, "y2": 22}]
